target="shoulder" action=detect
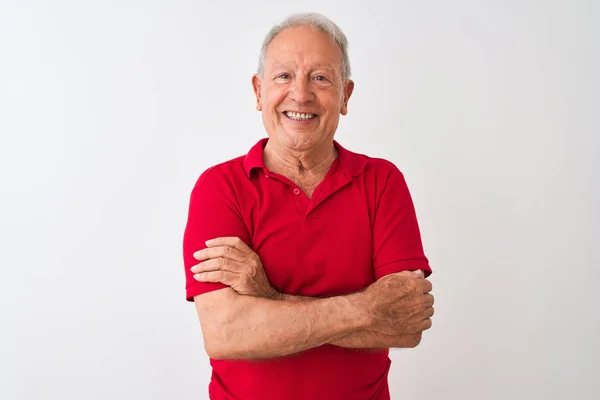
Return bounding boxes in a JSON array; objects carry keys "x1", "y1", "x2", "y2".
[
  {"x1": 187, "y1": 154, "x2": 249, "y2": 210},
  {"x1": 340, "y1": 146, "x2": 408, "y2": 198},
  {"x1": 345, "y1": 147, "x2": 404, "y2": 181},
  {"x1": 362, "y1": 157, "x2": 408, "y2": 198},
  {"x1": 337, "y1": 142, "x2": 403, "y2": 179},
  {"x1": 193, "y1": 154, "x2": 247, "y2": 191},
  {"x1": 365, "y1": 157, "x2": 403, "y2": 177}
]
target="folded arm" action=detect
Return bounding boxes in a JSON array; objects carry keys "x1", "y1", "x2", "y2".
[
  {"x1": 195, "y1": 287, "x2": 370, "y2": 360},
  {"x1": 195, "y1": 271, "x2": 433, "y2": 360},
  {"x1": 277, "y1": 291, "x2": 423, "y2": 349}
]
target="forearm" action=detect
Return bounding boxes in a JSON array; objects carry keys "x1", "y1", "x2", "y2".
[
  {"x1": 328, "y1": 330, "x2": 421, "y2": 349},
  {"x1": 203, "y1": 289, "x2": 369, "y2": 360},
  {"x1": 276, "y1": 293, "x2": 420, "y2": 349}
]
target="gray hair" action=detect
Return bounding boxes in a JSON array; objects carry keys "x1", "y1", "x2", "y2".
[{"x1": 257, "y1": 13, "x2": 351, "y2": 82}]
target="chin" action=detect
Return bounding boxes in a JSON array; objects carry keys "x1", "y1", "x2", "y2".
[{"x1": 280, "y1": 131, "x2": 321, "y2": 150}]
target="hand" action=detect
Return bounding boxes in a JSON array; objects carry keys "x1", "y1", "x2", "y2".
[
  {"x1": 191, "y1": 237, "x2": 279, "y2": 299},
  {"x1": 360, "y1": 270, "x2": 434, "y2": 336}
]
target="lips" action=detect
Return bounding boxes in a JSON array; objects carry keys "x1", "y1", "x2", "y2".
[{"x1": 283, "y1": 111, "x2": 317, "y2": 121}]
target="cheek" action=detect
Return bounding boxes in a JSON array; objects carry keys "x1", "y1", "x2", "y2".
[
  {"x1": 263, "y1": 87, "x2": 286, "y2": 110},
  {"x1": 318, "y1": 90, "x2": 344, "y2": 114},
  {"x1": 321, "y1": 100, "x2": 343, "y2": 119}
]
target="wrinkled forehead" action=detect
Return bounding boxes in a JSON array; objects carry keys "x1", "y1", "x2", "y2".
[{"x1": 264, "y1": 26, "x2": 343, "y2": 74}]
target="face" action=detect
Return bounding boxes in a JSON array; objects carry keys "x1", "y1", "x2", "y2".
[{"x1": 252, "y1": 25, "x2": 354, "y2": 152}]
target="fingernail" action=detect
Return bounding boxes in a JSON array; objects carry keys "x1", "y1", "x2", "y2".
[{"x1": 205, "y1": 239, "x2": 214, "y2": 246}]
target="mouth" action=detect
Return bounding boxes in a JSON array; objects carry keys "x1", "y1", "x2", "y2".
[{"x1": 282, "y1": 111, "x2": 318, "y2": 121}]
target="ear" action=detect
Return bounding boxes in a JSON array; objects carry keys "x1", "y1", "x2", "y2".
[
  {"x1": 252, "y1": 74, "x2": 263, "y2": 111},
  {"x1": 340, "y1": 80, "x2": 354, "y2": 115}
]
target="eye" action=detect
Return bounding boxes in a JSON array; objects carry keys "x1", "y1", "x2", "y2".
[
  {"x1": 315, "y1": 75, "x2": 327, "y2": 82},
  {"x1": 277, "y1": 73, "x2": 291, "y2": 80}
]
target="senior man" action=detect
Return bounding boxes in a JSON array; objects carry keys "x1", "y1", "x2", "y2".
[{"x1": 183, "y1": 13, "x2": 434, "y2": 400}]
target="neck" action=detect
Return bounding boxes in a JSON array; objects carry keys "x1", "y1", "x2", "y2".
[{"x1": 263, "y1": 139, "x2": 338, "y2": 178}]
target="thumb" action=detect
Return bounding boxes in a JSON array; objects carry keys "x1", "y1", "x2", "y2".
[{"x1": 411, "y1": 269, "x2": 424, "y2": 279}]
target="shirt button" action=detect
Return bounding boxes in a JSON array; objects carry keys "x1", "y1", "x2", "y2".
[{"x1": 293, "y1": 188, "x2": 300, "y2": 195}]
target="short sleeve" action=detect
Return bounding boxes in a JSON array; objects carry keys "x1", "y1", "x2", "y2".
[
  {"x1": 372, "y1": 163, "x2": 432, "y2": 280},
  {"x1": 183, "y1": 167, "x2": 251, "y2": 301}
]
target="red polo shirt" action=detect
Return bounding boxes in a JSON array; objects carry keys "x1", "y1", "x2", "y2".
[{"x1": 183, "y1": 138, "x2": 431, "y2": 400}]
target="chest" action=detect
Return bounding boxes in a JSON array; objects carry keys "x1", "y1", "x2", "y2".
[{"x1": 242, "y1": 175, "x2": 375, "y2": 297}]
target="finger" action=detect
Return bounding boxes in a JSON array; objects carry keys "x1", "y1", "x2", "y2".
[
  {"x1": 377, "y1": 270, "x2": 415, "y2": 281},
  {"x1": 193, "y1": 245, "x2": 246, "y2": 262},
  {"x1": 421, "y1": 318, "x2": 433, "y2": 331},
  {"x1": 190, "y1": 258, "x2": 225, "y2": 274},
  {"x1": 194, "y1": 258, "x2": 250, "y2": 274},
  {"x1": 205, "y1": 237, "x2": 250, "y2": 251},
  {"x1": 422, "y1": 306, "x2": 434, "y2": 319},
  {"x1": 423, "y1": 293, "x2": 434, "y2": 308},
  {"x1": 421, "y1": 279, "x2": 433, "y2": 294},
  {"x1": 194, "y1": 270, "x2": 237, "y2": 285}
]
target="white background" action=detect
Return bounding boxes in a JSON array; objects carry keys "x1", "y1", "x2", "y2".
[{"x1": 1, "y1": 1, "x2": 599, "y2": 399}]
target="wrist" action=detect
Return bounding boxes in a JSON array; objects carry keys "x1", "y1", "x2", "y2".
[{"x1": 345, "y1": 291, "x2": 373, "y2": 330}]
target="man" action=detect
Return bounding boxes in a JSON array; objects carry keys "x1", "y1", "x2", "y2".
[{"x1": 183, "y1": 13, "x2": 434, "y2": 400}]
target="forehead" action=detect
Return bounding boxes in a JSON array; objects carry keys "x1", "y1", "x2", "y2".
[{"x1": 264, "y1": 25, "x2": 343, "y2": 70}]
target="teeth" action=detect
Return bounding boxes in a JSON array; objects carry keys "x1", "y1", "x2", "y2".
[{"x1": 285, "y1": 111, "x2": 316, "y2": 121}]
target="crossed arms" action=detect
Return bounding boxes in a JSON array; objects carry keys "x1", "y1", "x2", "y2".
[
  {"x1": 184, "y1": 164, "x2": 434, "y2": 360},
  {"x1": 191, "y1": 238, "x2": 434, "y2": 360}
]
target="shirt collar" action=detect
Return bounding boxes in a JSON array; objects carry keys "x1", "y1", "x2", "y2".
[{"x1": 242, "y1": 138, "x2": 367, "y2": 178}]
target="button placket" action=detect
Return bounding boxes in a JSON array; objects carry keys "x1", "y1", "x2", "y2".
[
  {"x1": 289, "y1": 186, "x2": 308, "y2": 214},
  {"x1": 305, "y1": 171, "x2": 353, "y2": 217}
]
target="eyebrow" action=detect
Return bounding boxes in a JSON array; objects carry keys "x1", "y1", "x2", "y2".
[{"x1": 269, "y1": 62, "x2": 339, "y2": 74}]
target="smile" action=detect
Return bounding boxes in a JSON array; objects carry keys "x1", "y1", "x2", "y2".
[{"x1": 283, "y1": 111, "x2": 317, "y2": 121}]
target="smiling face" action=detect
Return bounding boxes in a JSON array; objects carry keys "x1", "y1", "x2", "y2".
[{"x1": 252, "y1": 25, "x2": 354, "y2": 153}]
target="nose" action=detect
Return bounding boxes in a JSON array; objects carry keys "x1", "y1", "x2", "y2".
[{"x1": 289, "y1": 76, "x2": 315, "y2": 104}]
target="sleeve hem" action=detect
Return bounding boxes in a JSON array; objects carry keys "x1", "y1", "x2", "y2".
[
  {"x1": 374, "y1": 259, "x2": 432, "y2": 280},
  {"x1": 186, "y1": 282, "x2": 229, "y2": 302}
]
